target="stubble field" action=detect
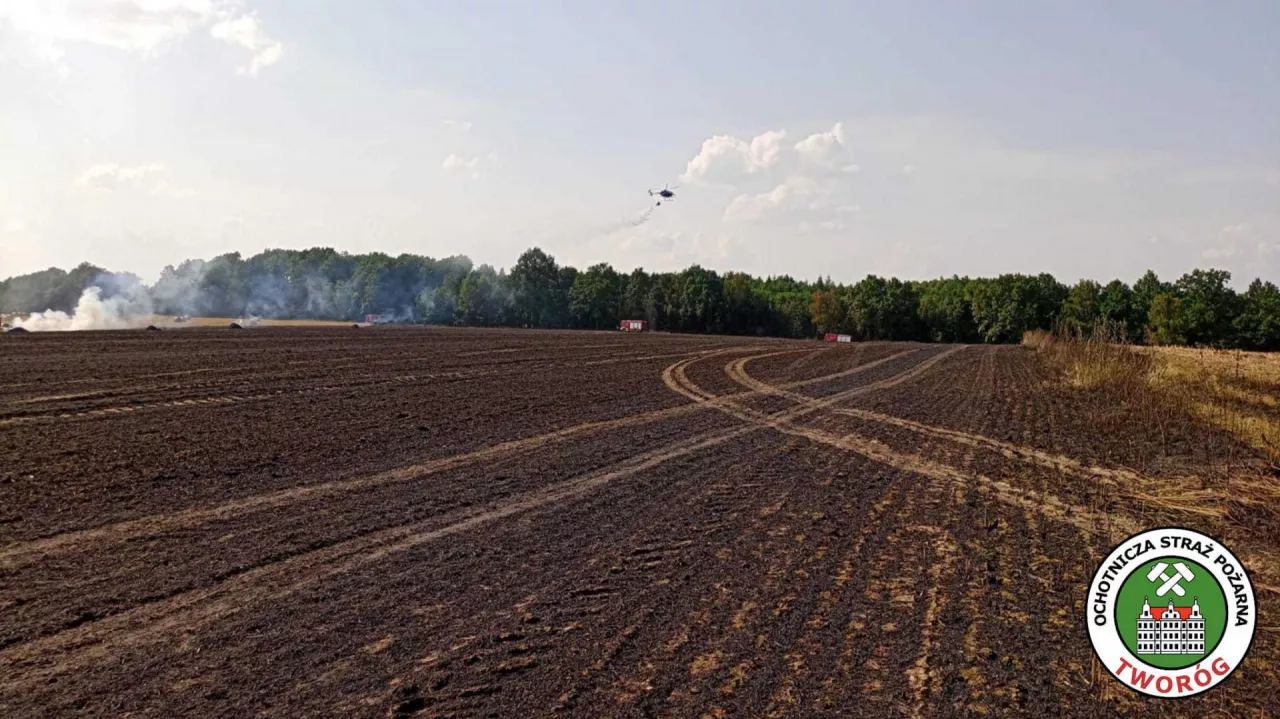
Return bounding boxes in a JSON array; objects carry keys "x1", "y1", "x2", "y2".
[{"x1": 0, "y1": 326, "x2": 1276, "y2": 717}]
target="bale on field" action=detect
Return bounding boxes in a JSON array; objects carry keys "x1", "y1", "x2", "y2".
[
  {"x1": 351, "y1": 323, "x2": 360, "y2": 328},
  {"x1": 229, "y1": 322, "x2": 243, "y2": 329},
  {"x1": 145, "y1": 325, "x2": 162, "y2": 331},
  {"x1": 4, "y1": 326, "x2": 29, "y2": 334}
]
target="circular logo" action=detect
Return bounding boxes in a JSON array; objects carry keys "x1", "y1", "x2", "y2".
[{"x1": 1087, "y1": 527, "x2": 1256, "y2": 698}]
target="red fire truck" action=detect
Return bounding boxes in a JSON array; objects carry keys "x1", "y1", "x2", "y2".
[{"x1": 619, "y1": 319, "x2": 647, "y2": 332}]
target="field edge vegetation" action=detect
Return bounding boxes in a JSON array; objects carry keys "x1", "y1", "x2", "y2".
[{"x1": 4, "y1": 247, "x2": 1280, "y2": 351}]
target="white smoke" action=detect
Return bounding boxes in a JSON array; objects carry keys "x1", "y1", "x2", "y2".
[
  {"x1": 14, "y1": 285, "x2": 155, "y2": 332},
  {"x1": 597, "y1": 205, "x2": 657, "y2": 235}
]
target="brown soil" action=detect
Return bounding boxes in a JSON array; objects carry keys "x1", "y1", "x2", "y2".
[{"x1": 0, "y1": 327, "x2": 1273, "y2": 717}]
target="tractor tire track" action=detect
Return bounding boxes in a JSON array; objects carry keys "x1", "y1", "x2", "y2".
[
  {"x1": 0, "y1": 348, "x2": 726, "y2": 426},
  {"x1": 0, "y1": 349, "x2": 881, "y2": 568},
  {"x1": 833, "y1": 407, "x2": 1140, "y2": 486},
  {"x1": 0, "y1": 425, "x2": 761, "y2": 693},
  {"x1": 0, "y1": 348, "x2": 957, "y2": 692},
  {"x1": 718, "y1": 348, "x2": 1141, "y2": 538},
  {"x1": 364, "y1": 444, "x2": 773, "y2": 717}
]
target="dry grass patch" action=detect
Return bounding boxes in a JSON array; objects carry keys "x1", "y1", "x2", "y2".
[
  {"x1": 1144, "y1": 346, "x2": 1280, "y2": 464},
  {"x1": 1023, "y1": 326, "x2": 1149, "y2": 391},
  {"x1": 1025, "y1": 326, "x2": 1280, "y2": 571}
]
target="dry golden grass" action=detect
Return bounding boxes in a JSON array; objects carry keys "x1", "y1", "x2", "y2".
[
  {"x1": 1022, "y1": 325, "x2": 1148, "y2": 392},
  {"x1": 1020, "y1": 329, "x2": 1053, "y2": 352},
  {"x1": 1143, "y1": 346, "x2": 1280, "y2": 463},
  {"x1": 1029, "y1": 328, "x2": 1280, "y2": 611},
  {"x1": 1029, "y1": 327, "x2": 1280, "y2": 465}
]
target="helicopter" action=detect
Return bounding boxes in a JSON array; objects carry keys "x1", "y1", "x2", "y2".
[{"x1": 648, "y1": 184, "x2": 677, "y2": 205}]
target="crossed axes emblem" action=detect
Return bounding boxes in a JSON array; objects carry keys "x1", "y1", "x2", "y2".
[{"x1": 1147, "y1": 561, "x2": 1194, "y2": 597}]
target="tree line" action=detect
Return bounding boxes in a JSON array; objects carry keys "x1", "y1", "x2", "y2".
[{"x1": 2, "y1": 246, "x2": 1278, "y2": 350}]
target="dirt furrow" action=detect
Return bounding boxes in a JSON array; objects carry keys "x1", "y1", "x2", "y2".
[
  {"x1": 0, "y1": 424, "x2": 764, "y2": 694},
  {"x1": 2, "y1": 346, "x2": 927, "y2": 565},
  {"x1": 0, "y1": 348, "x2": 724, "y2": 425},
  {"x1": 360, "y1": 450, "x2": 774, "y2": 717},
  {"x1": 6, "y1": 328, "x2": 1274, "y2": 717},
  {"x1": 832, "y1": 407, "x2": 1144, "y2": 486},
  {"x1": 0, "y1": 340, "x2": 955, "y2": 712},
  {"x1": 703, "y1": 346, "x2": 1129, "y2": 538}
]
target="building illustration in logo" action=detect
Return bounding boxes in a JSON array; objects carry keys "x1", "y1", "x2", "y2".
[
  {"x1": 1135, "y1": 596, "x2": 1205, "y2": 655},
  {"x1": 1089, "y1": 529, "x2": 1256, "y2": 698}
]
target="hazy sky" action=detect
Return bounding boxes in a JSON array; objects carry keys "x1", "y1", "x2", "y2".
[{"x1": 2, "y1": 1, "x2": 1277, "y2": 286}]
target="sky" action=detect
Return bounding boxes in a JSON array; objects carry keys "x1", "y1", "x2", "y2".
[{"x1": 1, "y1": 0, "x2": 1277, "y2": 288}]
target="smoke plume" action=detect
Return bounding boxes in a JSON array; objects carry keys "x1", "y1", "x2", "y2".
[
  {"x1": 15, "y1": 285, "x2": 154, "y2": 331},
  {"x1": 596, "y1": 205, "x2": 657, "y2": 235}
]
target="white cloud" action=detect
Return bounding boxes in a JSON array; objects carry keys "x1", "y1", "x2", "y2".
[
  {"x1": 76, "y1": 163, "x2": 166, "y2": 191},
  {"x1": 150, "y1": 179, "x2": 197, "y2": 199},
  {"x1": 748, "y1": 130, "x2": 787, "y2": 172},
  {"x1": 902, "y1": 164, "x2": 916, "y2": 175},
  {"x1": 793, "y1": 122, "x2": 847, "y2": 165},
  {"x1": 798, "y1": 219, "x2": 849, "y2": 233},
  {"x1": 681, "y1": 123, "x2": 858, "y2": 192},
  {"x1": 75, "y1": 163, "x2": 195, "y2": 198},
  {"x1": 1203, "y1": 223, "x2": 1273, "y2": 262},
  {"x1": 209, "y1": 11, "x2": 282, "y2": 76},
  {"x1": 1, "y1": 0, "x2": 213, "y2": 55},
  {"x1": 441, "y1": 151, "x2": 497, "y2": 179},
  {"x1": 680, "y1": 136, "x2": 744, "y2": 185},
  {"x1": 2, "y1": 0, "x2": 283, "y2": 75},
  {"x1": 442, "y1": 153, "x2": 477, "y2": 171},
  {"x1": 680, "y1": 129, "x2": 787, "y2": 185},
  {"x1": 613, "y1": 229, "x2": 745, "y2": 269},
  {"x1": 443, "y1": 119, "x2": 473, "y2": 132},
  {"x1": 723, "y1": 177, "x2": 820, "y2": 221}
]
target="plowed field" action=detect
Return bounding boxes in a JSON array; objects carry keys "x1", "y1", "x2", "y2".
[{"x1": 1, "y1": 327, "x2": 1275, "y2": 717}]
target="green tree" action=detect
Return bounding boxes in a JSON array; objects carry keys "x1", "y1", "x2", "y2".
[
  {"x1": 1146, "y1": 293, "x2": 1187, "y2": 346},
  {"x1": 1132, "y1": 270, "x2": 1168, "y2": 336},
  {"x1": 0, "y1": 267, "x2": 70, "y2": 312},
  {"x1": 809, "y1": 289, "x2": 842, "y2": 334},
  {"x1": 846, "y1": 275, "x2": 920, "y2": 340},
  {"x1": 620, "y1": 268, "x2": 652, "y2": 321},
  {"x1": 916, "y1": 277, "x2": 977, "y2": 343},
  {"x1": 1175, "y1": 268, "x2": 1241, "y2": 347},
  {"x1": 970, "y1": 275, "x2": 1031, "y2": 343},
  {"x1": 1060, "y1": 280, "x2": 1102, "y2": 336},
  {"x1": 8, "y1": 246, "x2": 1278, "y2": 349},
  {"x1": 1098, "y1": 279, "x2": 1137, "y2": 341},
  {"x1": 423, "y1": 268, "x2": 466, "y2": 323},
  {"x1": 676, "y1": 265, "x2": 724, "y2": 333},
  {"x1": 569, "y1": 263, "x2": 623, "y2": 329},
  {"x1": 1029, "y1": 273, "x2": 1068, "y2": 331},
  {"x1": 457, "y1": 268, "x2": 497, "y2": 325},
  {"x1": 719, "y1": 272, "x2": 762, "y2": 335},
  {"x1": 509, "y1": 247, "x2": 566, "y2": 327},
  {"x1": 1234, "y1": 279, "x2": 1280, "y2": 351}
]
